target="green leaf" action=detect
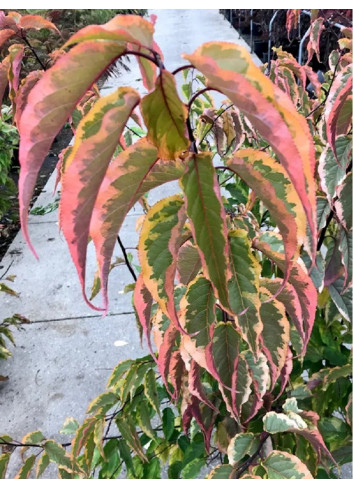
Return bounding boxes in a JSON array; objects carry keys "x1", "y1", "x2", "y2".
[
  {"x1": 0, "y1": 453, "x2": 11, "y2": 479},
  {"x1": 162, "y1": 407, "x2": 175, "y2": 441},
  {"x1": 210, "y1": 321, "x2": 241, "y2": 390},
  {"x1": 87, "y1": 392, "x2": 118, "y2": 415},
  {"x1": 317, "y1": 196, "x2": 331, "y2": 231},
  {"x1": 117, "y1": 439, "x2": 135, "y2": 476},
  {"x1": 179, "y1": 275, "x2": 215, "y2": 347},
  {"x1": 318, "y1": 137, "x2": 351, "y2": 203},
  {"x1": 263, "y1": 450, "x2": 313, "y2": 478},
  {"x1": 136, "y1": 400, "x2": 156, "y2": 440},
  {"x1": 107, "y1": 359, "x2": 133, "y2": 388},
  {"x1": 60, "y1": 417, "x2": 80, "y2": 435},
  {"x1": 143, "y1": 458, "x2": 161, "y2": 479},
  {"x1": 15, "y1": 455, "x2": 36, "y2": 479},
  {"x1": 180, "y1": 153, "x2": 232, "y2": 313},
  {"x1": 318, "y1": 417, "x2": 351, "y2": 449},
  {"x1": 207, "y1": 464, "x2": 234, "y2": 479},
  {"x1": 335, "y1": 172, "x2": 352, "y2": 231},
  {"x1": 144, "y1": 369, "x2": 161, "y2": 417},
  {"x1": 227, "y1": 433, "x2": 258, "y2": 464},
  {"x1": 44, "y1": 440, "x2": 80, "y2": 474},
  {"x1": 36, "y1": 452, "x2": 50, "y2": 479},
  {"x1": 98, "y1": 439, "x2": 120, "y2": 479},
  {"x1": 116, "y1": 417, "x2": 147, "y2": 461},
  {"x1": 0, "y1": 282, "x2": 19, "y2": 297},
  {"x1": 181, "y1": 458, "x2": 206, "y2": 479},
  {"x1": 140, "y1": 70, "x2": 189, "y2": 160},
  {"x1": 328, "y1": 278, "x2": 352, "y2": 323},
  {"x1": 228, "y1": 229, "x2": 262, "y2": 354}
]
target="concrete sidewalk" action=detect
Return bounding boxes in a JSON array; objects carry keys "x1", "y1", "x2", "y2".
[{"x1": 0, "y1": 10, "x2": 260, "y2": 477}]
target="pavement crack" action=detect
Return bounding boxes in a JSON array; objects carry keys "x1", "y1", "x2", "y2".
[{"x1": 28, "y1": 311, "x2": 135, "y2": 324}]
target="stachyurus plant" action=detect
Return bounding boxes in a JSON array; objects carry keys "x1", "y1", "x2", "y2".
[{"x1": 0, "y1": 11, "x2": 351, "y2": 479}]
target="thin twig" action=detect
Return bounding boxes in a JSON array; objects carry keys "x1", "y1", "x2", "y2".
[
  {"x1": 199, "y1": 103, "x2": 234, "y2": 146},
  {"x1": 117, "y1": 236, "x2": 137, "y2": 282},
  {"x1": 125, "y1": 50, "x2": 160, "y2": 67},
  {"x1": 0, "y1": 260, "x2": 14, "y2": 280},
  {"x1": 306, "y1": 52, "x2": 342, "y2": 120},
  {"x1": 22, "y1": 36, "x2": 47, "y2": 71},
  {"x1": 234, "y1": 432, "x2": 270, "y2": 479},
  {"x1": 172, "y1": 64, "x2": 194, "y2": 76}
]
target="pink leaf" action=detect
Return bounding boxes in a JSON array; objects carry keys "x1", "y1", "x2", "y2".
[
  {"x1": 18, "y1": 40, "x2": 127, "y2": 257},
  {"x1": 254, "y1": 235, "x2": 317, "y2": 353},
  {"x1": 59, "y1": 87, "x2": 139, "y2": 310},
  {"x1": 134, "y1": 274, "x2": 156, "y2": 362},
  {"x1": 15, "y1": 70, "x2": 43, "y2": 130}
]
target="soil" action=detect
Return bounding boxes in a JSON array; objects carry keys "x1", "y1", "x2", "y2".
[{"x1": 0, "y1": 126, "x2": 73, "y2": 262}]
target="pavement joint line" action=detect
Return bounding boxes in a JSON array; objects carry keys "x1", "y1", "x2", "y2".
[
  {"x1": 28, "y1": 220, "x2": 59, "y2": 225},
  {"x1": 26, "y1": 311, "x2": 135, "y2": 325}
]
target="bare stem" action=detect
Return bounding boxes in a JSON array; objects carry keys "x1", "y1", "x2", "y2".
[{"x1": 117, "y1": 236, "x2": 137, "y2": 282}]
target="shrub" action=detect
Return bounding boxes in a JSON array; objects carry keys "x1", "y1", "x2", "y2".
[{"x1": 0, "y1": 10, "x2": 351, "y2": 479}]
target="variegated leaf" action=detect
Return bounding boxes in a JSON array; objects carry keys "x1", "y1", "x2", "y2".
[
  {"x1": 228, "y1": 228, "x2": 262, "y2": 355},
  {"x1": 318, "y1": 137, "x2": 352, "y2": 204},
  {"x1": 7, "y1": 43, "x2": 24, "y2": 113},
  {"x1": 177, "y1": 242, "x2": 202, "y2": 285},
  {"x1": 18, "y1": 40, "x2": 127, "y2": 256},
  {"x1": 180, "y1": 153, "x2": 232, "y2": 312},
  {"x1": 255, "y1": 234, "x2": 317, "y2": 351},
  {"x1": 140, "y1": 70, "x2": 189, "y2": 160},
  {"x1": 0, "y1": 55, "x2": 10, "y2": 107},
  {"x1": 139, "y1": 195, "x2": 186, "y2": 332},
  {"x1": 325, "y1": 67, "x2": 352, "y2": 162},
  {"x1": 59, "y1": 87, "x2": 139, "y2": 310},
  {"x1": 184, "y1": 42, "x2": 317, "y2": 254},
  {"x1": 259, "y1": 288, "x2": 290, "y2": 388},
  {"x1": 228, "y1": 149, "x2": 306, "y2": 292},
  {"x1": 179, "y1": 275, "x2": 216, "y2": 347},
  {"x1": 90, "y1": 138, "x2": 160, "y2": 310},
  {"x1": 261, "y1": 277, "x2": 304, "y2": 343},
  {"x1": 134, "y1": 274, "x2": 155, "y2": 358},
  {"x1": 307, "y1": 18, "x2": 325, "y2": 63},
  {"x1": 15, "y1": 70, "x2": 43, "y2": 130},
  {"x1": 263, "y1": 450, "x2": 313, "y2": 479},
  {"x1": 335, "y1": 172, "x2": 352, "y2": 231},
  {"x1": 64, "y1": 14, "x2": 155, "y2": 49},
  {"x1": 227, "y1": 433, "x2": 259, "y2": 465}
]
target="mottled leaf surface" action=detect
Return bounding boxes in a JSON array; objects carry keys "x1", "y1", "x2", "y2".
[
  {"x1": 18, "y1": 40, "x2": 127, "y2": 255},
  {"x1": 180, "y1": 153, "x2": 231, "y2": 312},
  {"x1": 141, "y1": 70, "x2": 189, "y2": 160},
  {"x1": 59, "y1": 87, "x2": 139, "y2": 309},
  {"x1": 185, "y1": 42, "x2": 317, "y2": 253}
]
